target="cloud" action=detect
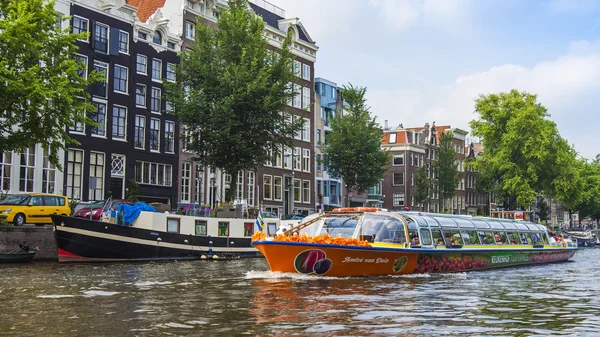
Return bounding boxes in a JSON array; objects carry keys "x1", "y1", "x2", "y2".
[
  {"x1": 368, "y1": 40, "x2": 600, "y2": 159},
  {"x1": 367, "y1": 0, "x2": 472, "y2": 33}
]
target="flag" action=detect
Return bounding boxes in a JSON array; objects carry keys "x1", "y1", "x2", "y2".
[{"x1": 255, "y1": 209, "x2": 264, "y2": 231}]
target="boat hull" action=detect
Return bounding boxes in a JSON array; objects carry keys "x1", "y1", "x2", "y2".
[
  {"x1": 253, "y1": 241, "x2": 577, "y2": 277},
  {"x1": 51, "y1": 215, "x2": 260, "y2": 263},
  {"x1": 0, "y1": 252, "x2": 36, "y2": 263}
]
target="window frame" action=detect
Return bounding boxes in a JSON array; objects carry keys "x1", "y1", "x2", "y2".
[
  {"x1": 118, "y1": 30, "x2": 129, "y2": 54},
  {"x1": 113, "y1": 64, "x2": 128, "y2": 94},
  {"x1": 136, "y1": 54, "x2": 147, "y2": 75},
  {"x1": 111, "y1": 105, "x2": 127, "y2": 141}
]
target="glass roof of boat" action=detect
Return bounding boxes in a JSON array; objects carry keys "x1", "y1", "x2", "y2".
[{"x1": 396, "y1": 212, "x2": 547, "y2": 232}]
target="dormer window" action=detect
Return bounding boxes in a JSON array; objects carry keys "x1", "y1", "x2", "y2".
[
  {"x1": 153, "y1": 31, "x2": 162, "y2": 45},
  {"x1": 138, "y1": 31, "x2": 147, "y2": 40}
]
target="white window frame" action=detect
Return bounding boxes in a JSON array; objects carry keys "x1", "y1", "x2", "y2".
[
  {"x1": 149, "y1": 118, "x2": 160, "y2": 152},
  {"x1": 283, "y1": 147, "x2": 292, "y2": 169},
  {"x1": 293, "y1": 179, "x2": 301, "y2": 202},
  {"x1": 302, "y1": 63, "x2": 310, "y2": 80},
  {"x1": 293, "y1": 84, "x2": 301, "y2": 108},
  {"x1": 273, "y1": 176, "x2": 282, "y2": 201},
  {"x1": 75, "y1": 53, "x2": 88, "y2": 79},
  {"x1": 66, "y1": 149, "x2": 84, "y2": 200},
  {"x1": 181, "y1": 162, "x2": 191, "y2": 203},
  {"x1": 152, "y1": 58, "x2": 162, "y2": 82},
  {"x1": 111, "y1": 105, "x2": 127, "y2": 141},
  {"x1": 389, "y1": 133, "x2": 397, "y2": 144},
  {"x1": 164, "y1": 120, "x2": 175, "y2": 153},
  {"x1": 113, "y1": 64, "x2": 128, "y2": 94},
  {"x1": 393, "y1": 154, "x2": 404, "y2": 166},
  {"x1": 263, "y1": 175, "x2": 272, "y2": 200},
  {"x1": 247, "y1": 171, "x2": 255, "y2": 206},
  {"x1": 185, "y1": 21, "x2": 195, "y2": 40},
  {"x1": 302, "y1": 87, "x2": 310, "y2": 109},
  {"x1": 293, "y1": 60, "x2": 301, "y2": 77},
  {"x1": 302, "y1": 149, "x2": 310, "y2": 172},
  {"x1": 302, "y1": 118, "x2": 310, "y2": 141},
  {"x1": 72, "y1": 15, "x2": 89, "y2": 42},
  {"x1": 91, "y1": 100, "x2": 107, "y2": 138},
  {"x1": 134, "y1": 115, "x2": 146, "y2": 149},
  {"x1": 166, "y1": 63, "x2": 176, "y2": 82},
  {"x1": 88, "y1": 152, "x2": 105, "y2": 201},
  {"x1": 151, "y1": 87, "x2": 161, "y2": 113},
  {"x1": 118, "y1": 30, "x2": 129, "y2": 54},
  {"x1": 302, "y1": 180, "x2": 310, "y2": 203},
  {"x1": 136, "y1": 84, "x2": 146, "y2": 107},
  {"x1": 136, "y1": 54, "x2": 147, "y2": 75},
  {"x1": 293, "y1": 147, "x2": 301, "y2": 171},
  {"x1": 393, "y1": 172, "x2": 404, "y2": 186},
  {"x1": 94, "y1": 22, "x2": 109, "y2": 54}
]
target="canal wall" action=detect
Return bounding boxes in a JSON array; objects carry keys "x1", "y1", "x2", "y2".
[{"x1": 0, "y1": 225, "x2": 57, "y2": 261}]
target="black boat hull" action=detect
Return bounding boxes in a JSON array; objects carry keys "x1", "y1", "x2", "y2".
[{"x1": 51, "y1": 215, "x2": 260, "y2": 263}]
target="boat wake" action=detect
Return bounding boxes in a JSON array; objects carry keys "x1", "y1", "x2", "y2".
[{"x1": 245, "y1": 270, "x2": 351, "y2": 280}]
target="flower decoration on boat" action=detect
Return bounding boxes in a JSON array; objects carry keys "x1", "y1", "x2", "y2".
[
  {"x1": 414, "y1": 255, "x2": 491, "y2": 273},
  {"x1": 251, "y1": 232, "x2": 372, "y2": 247},
  {"x1": 294, "y1": 249, "x2": 333, "y2": 275}
]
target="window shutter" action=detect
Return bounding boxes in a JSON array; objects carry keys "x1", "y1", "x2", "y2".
[
  {"x1": 109, "y1": 28, "x2": 120, "y2": 55},
  {"x1": 91, "y1": 21, "x2": 96, "y2": 49}
]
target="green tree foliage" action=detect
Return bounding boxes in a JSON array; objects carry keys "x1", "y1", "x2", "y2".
[
  {"x1": 435, "y1": 130, "x2": 460, "y2": 212},
  {"x1": 166, "y1": 0, "x2": 301, "y2": 196},
  {"x1": 413, "y1": 165, "x2": 429, "y2": 211},
  {"x1": 322, "y1": 84, "x2": 390, "y2": 206},
  {"x1": 536, "y1": 198, "x2": 549, "y2": 222},
  {"x1": 470, "y1": 90, "x2": 574, "y2": 208},
  {"x1": 0, "y1": 0, "x2": 101, "y2": 168}
]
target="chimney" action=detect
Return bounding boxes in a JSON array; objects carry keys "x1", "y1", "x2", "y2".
[{"x1": 384, "y1": 120, "x2": 388, "y2": 130}]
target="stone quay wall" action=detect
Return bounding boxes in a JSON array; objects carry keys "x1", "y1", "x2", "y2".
[{"x1": 0, "y1": 225, "x2": 57, "y2": 261}]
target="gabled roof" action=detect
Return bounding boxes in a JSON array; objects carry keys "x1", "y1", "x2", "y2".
[
  {"x1": 248, "y1": 2, "x2": 312, "y2": 43},
  {"x1": 126, "y1": 0, "x2": 166, "y2": 22}
]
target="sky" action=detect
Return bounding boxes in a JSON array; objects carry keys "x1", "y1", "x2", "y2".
[{"x1": 273, "y1": 0, "x2": 600, "y2": 159}]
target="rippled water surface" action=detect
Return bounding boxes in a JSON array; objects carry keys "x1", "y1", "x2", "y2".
[{"x1": 1, "y1": 248, "x2": 600, "y2": 336}]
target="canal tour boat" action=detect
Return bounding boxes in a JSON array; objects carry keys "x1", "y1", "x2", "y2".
[
  {"x1": 51, "y1": 202, "x2": 299, "y2": 263},
  {"x1": 251, "y1": 208, "x2": 578, "y2": 277}
]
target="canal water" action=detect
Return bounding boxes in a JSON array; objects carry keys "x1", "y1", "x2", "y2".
[{"x1": 1, "y1": 248, "x2": 599, "y2": 337}]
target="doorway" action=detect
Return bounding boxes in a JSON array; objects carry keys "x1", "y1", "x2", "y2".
[{"x1": 110, "y1": 177, "x2": 124, "y2": 199}]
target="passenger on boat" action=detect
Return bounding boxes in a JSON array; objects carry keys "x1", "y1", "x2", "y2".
[
  {"x1": 410, "y1": 235, "x2": 420, "y2": 247},
  {"x1": 494, "y1": 232, "x2": 503, "y2": 245},
  {"x1": 444, "y1": 234, "x2": 453, "y2": 246}
]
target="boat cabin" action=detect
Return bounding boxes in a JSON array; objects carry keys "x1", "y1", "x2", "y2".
[{"x1": 299, "y1": 210, "x2": 552, "y2": 249}]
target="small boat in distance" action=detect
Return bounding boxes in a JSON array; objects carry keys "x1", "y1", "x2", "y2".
[
  {"x1": 251, "y1": 208, "x2": 577, "y2": 277},
  {"x1": 51, "y1": 202, "x2": 299, "y2": 263},
  {"x1": 0, "y1": 243, "x2": 37, "y2": 263},
  {"x1": 562, "y1": 229, "x2": 598, "y2": 247}
]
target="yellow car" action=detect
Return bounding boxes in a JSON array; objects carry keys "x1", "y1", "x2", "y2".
[{"x1": 0, "y1": 193, "x2": 71, "y2": 226}]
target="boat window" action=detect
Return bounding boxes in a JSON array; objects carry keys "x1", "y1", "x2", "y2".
[
  {"x1": 436, "y1": 217, "x2": 458, "y2": 228},
  {"x1": 375, "y1": 220, "x2": 406, "y2": 244},
  {"x1": 462, "y1": 230, "x2": 480, "y2": 245},
  {"x1": 514, "y1": 223, "x2": 529, "y2": 231},
  {"x1": 423, "y1": 216, "x2": 440, "y2": 228},
  {"x1": 419, "y1": 228, "x2": 432, "y2": 246},
  {"x1": 413, "y1": 216, "x2": 428, "y2": 228},
  {"x1": 530, "y1": 232, "x2": 543, "y2": 244},
  {"x1": 519, "y1": 232, "x2": 530, "y2": 244},
  {"x1": 493, "y1": 231, "x2": 508, "y2": 245},
  {"x1": 526, "y1": 224, "x2": 539, "y2": 231},
  {"x1": 478, "y1": 231, "x2": 495, "y2": 244},
  {"x1": 431, "y1": 229, "x2": 444, "y2": 246},
  {"x1": 524, "y1": 232, "x2": 533, "y2": 244},
  {"x1": 541, "y1": 232, "x2": 550, "y2": 244},
  {"x1": 471, "y1": 220, "x2": 490, "y2": 230},
  {"x1": 488, "y1": 222, "x2": 505, "y2": 230},
  {"x1": 321, "y1": 217, "x2": 358, "y2": 238},
  {"x1": 501, "y1": 222, "x2": 517, "y2": 230},
  {"x1": 456, "y1": 219, "x2": 475, "y2": 228},
  {"x1": 407, "y1": 217, "x2": 418, "y2": 240},
  {"x1": 443, "y1": 230, "x2": 463, "y2": 245},
  {"x1": 509, "y1": 232, "x2": 520, "y2": 244}
]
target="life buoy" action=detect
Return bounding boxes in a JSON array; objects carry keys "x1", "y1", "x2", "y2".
[{"x1": 332, "y1": 207, "x2": 382, "y2": 213}]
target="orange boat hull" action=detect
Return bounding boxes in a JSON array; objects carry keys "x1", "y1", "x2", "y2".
[{"x1": 253, "y1": 241, "x2": 577, "y2": 277}]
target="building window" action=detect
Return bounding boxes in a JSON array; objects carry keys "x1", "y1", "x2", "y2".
[
  {"x1": 167, "y1": 41, "x2": 175, "y2": 50},
  {"x1": 302, "y1": 87, "x2": 310, "y2": 109},
  {"x1": 316, "y1": 154, "x2": 322, "y2": 172},
  {"x1": 247, "y1": 171, "x2": 255, "y2": 206},
  {"x1": 181, "y1": 162, "x2": 191, "y2": 202},
  {"x1": 112, "y1": 106, "x2": 127, "y2": 140},
  {"x1": 263, "y1": 175, "x2": 272, "y2": 200},
  {"x1": 164, "y1": 121, "x2": 175, "y2": 153},
  {"x1": 89, "y1": 152, "x2": 104, "y2": 201},
  {"x1": 293, "y1": 60, "x2": 301, "y2": 77},
  {"x1": 303, "y1": 180, "x2": 310, "y2": 203},
  {"x1": 72, "y1": 16, "x2": 89, "y2": 38},
  {"x1": 273, "y1": 176, "x2": 282, "y2": 201},
  {"x1": 389, "y1": 133, "x2": 397, "y2": 144},
  {"x1": 151, "y1": 87, "x2": 161, "y2": 113},
  {"x1": 0, "y1": 151, "x2": 12, "y2": 191},
  {"x1": 316, "y1": 128, "x2": 321, "y2": 145},
  {"x1": 302, "y1": 63, "x2": 310, "y2": 80},
  {"x1": 152, "y1": 59, "x2": 162, "y2": 81},
  {"x1": 66, "y1": 149, "x2": 83, "y2": 200},
  {"x1": 393, "y1": 193, "x2": 405, "y2": 206},
  {"x1": 393, "y1": 172, "x2": 404, "y2": 186},
  {"x1": 149, "y1": 118, "x2": 160, "y2": 152},
  {"x1": 93, "y1": 61, "x2": 108, "y2": 98},
  {"x1": 283, "y1": 147, "x2": 292, "y2": 169},
  {"x1": 167, "y1": 63, "x2": 176, "y2": 82},
  {"x1": 134, "y1": 115, "x2": 145, "y2": 149},
  {"x1": 118, "y1": 31, "x2": 129, "y2": 53},
  {"x1": 135, "y1": 161, "x2": 172, "y2": 186},
  {"x1": 93, "y1": 23, "x2": 108, "y2": 53},
  {"x1": 75, "y1": 54, "x2": 87, "y2": 79},
  {"x1": 185, "y1": 21, "x2": 195, "y2": 40},
  {"x1": 69, "y1": 98, "x2": 85, "y2": 134},
  {"x1": 18, "y1": 146, "x2": 35, "y2": 192},
  {"x1": 393, "y1": 154, "x2": 404, "y2": 166},
  {"x1": 152, "y1": 31, "x2": 162, "y2": 45},
  {"x1": 136, "y1": 84, "x2": 146, "y2": 107},
  {"x1": 302, "y1": 149, "x2": 310, "y2": 172},
  {"x1": 293, "y1": 84, "x2": 301, "y2": 108},
  {"x1": 293, "y1": 147, "x2": 301, "y2": 171},
  {"x1": 111, "y1": 154, "x2": 125, "y2": 176},
  {"x1": 91, "y1": 101, "x2": 106, "y2": 137},
  {"x1": 113, "y1": 65, "x2": 128, "y2": 94},
  {"x1": 136, "y1": 54, "x2": 147, "y2": 74},
  {"x1": 302, "y1": 118, "x2": 310, "y2": 141},
  {"x1": 137, "y1": 31, "x2": 147, "y2": 40},
  {"x1": 236, "y1": 172, "x2": 243, "y2": 201},
  {"x1": 293, "y1": 179, "x2": 301, "y2": 202}
]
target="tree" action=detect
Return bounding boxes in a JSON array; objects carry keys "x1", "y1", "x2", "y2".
[
  {"x1": 166, "y1": 0, "x2": 301, "y2": 197},
  {"x1": 435, "y1": 130, "x2": 460, "y2": 212},
  {"x1": 413, "y1": 165, "x2": 429, "y2": 211},
  {"x1": 536, "y1": 198, "x2": 549, "y2": 223},
  {"x1": 322, "y1": 84, "x2": 390, "y2": 206},
  {"x1": 0, "y1": 0, "x2": 101, "y2": 168},
  {"x1": 470, "y1": 90, "x2": 569, "y2": 208}
]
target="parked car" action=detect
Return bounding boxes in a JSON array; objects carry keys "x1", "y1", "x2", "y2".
[
  {"x1": 0, "y1": 193, "x2": 71, "y2": 226},
  {"x1": 263, "y1": 211, "x2": 279, "y2": 219},
  {"x1": 72, "y1": 199, "x2": 134, "y2": 221},
  {"x1": 281, "y1": 214, "x2": 306, "y2": 220}
]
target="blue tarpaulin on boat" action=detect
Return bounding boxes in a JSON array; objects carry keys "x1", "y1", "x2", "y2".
[{"x1": 117, "y1": 202, "x2": 156, "y2": 226}]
